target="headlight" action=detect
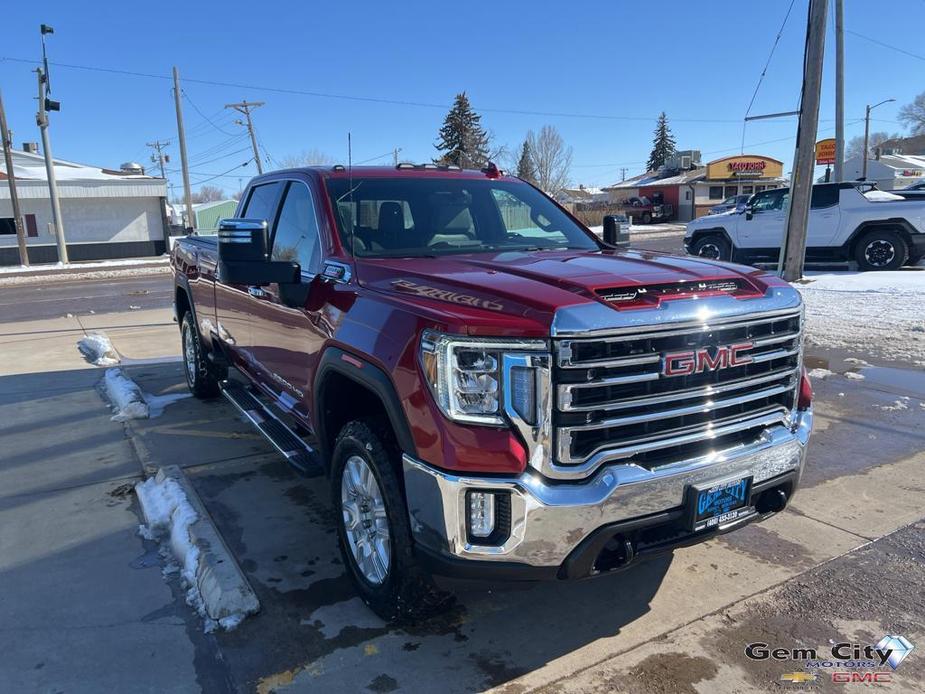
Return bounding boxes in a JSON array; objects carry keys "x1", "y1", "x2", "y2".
[{"x1": 420, "y1": 331, "x2": 547, "y2": 425}]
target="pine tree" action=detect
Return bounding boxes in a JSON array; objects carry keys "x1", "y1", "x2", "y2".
[
  {"x1": 646, "y1": 112, "x2": 677, "y2": 172},
  {"x1": 434, "y1": 92, "x2": 491, "y2": 169},
  {"x1": 516, "y1": 139, "x2": 537, "y2": 184}
]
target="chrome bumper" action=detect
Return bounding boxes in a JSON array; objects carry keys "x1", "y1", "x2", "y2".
[{"x1": 402, "y1": 408, "x2": 812, "y2": 568}]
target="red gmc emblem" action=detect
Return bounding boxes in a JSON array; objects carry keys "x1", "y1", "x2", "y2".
[{"x1": 662, "y1": 342, "x2": 754, "y2": 377}]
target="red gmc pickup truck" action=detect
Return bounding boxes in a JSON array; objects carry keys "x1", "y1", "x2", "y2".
[{"x1": 171, "y1": 164, "x2": 813, "y2": 620}]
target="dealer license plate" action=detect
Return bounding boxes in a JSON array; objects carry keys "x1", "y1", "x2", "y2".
[{"x1": 688, "y1": 475, "x2": 754, "y2": 532}]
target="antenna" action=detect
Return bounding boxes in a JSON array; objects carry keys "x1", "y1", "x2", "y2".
[{"x1": 347, "y1": 133, "x2": 359, "y2": 283}]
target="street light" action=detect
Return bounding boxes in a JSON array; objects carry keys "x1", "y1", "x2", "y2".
[{"x1": 862, "y1": 98, "x2": 895, "y2": 180}]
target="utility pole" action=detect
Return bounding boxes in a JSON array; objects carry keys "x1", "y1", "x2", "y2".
[
  {"x1": 146, "y1": 139, "x2": 169, "y2": 180},
  {"x1": 779, "y1": 0, "x2": 828, "y2": 282},
  {"x1": 620, "y1": 167, "x2": 627, "y2": 182},
  {"x1": 225, "y1": 100, "x2": 265, "y2": 174},
  {"x1": 833, "y1": 0, "x2": 845, "y2": 181},
  {"x1": 172, "y1": 67, "x2": 195, "y2": 231},
  {"x1": 392, "y1": 147, "x2": 401, "y2": 166},
  {"x1": 862, "y1": 98, "x2": 895, "y2": 180},
  {"x1": 36, "y1": 66, "x2": 67, "y2": 264},
  {"x1": 0, "y1": 90, "x2": 29, "y2": 265}
]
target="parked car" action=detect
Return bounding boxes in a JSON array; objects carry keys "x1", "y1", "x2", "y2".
[
  {"x1": 619, "y1": 194, "x2": 674, "y2": 224},
  {"x1": 708, "y1": 194, "x2": 752, "y2": 215},
  {"x1": 684, "y1": 182, "x2": 925, "y2": 270},
  {"x1": 172, "y1": 164, "x2": 813, "y2": 620}
]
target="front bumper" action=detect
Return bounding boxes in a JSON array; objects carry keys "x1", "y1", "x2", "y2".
[{"x1": 402, "y1": 408, "x2": 812, "y2": 579}]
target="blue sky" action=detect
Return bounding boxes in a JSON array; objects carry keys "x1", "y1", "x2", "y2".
[{"x1": 2, "y1": 0, "x2": 922, "y2": 196}]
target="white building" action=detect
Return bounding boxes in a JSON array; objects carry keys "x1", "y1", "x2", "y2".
[
  {"x1": 842, "y1": 153, "x2": 925, "y2": 191},
  {"x1": 0, "y1": 145, "x2": 168, "y2": 265}
]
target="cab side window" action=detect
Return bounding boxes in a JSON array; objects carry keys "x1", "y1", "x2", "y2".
[
  {"x1": 272, "y1": 182, "x2": 322, "y2": 274},
  {"x1": 242, "y1": 182, "x2": 284, "y2": 223},
  {"x1": 751, "y1": 189, "x2": 787, "y2": 213}
]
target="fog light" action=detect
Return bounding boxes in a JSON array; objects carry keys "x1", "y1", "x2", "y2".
[{"x1": 468, "y1": 491, "x2": 496, "y2": 539}]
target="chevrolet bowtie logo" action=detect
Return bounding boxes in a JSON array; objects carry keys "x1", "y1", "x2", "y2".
[{"x1": 780, "y1": 672, "x2": 817, "y2": 683}]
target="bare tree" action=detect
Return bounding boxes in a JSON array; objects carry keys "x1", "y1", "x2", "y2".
[
  {"x1": 898, "y1": 92, "x2": 925, "y2": 135},
  {"x1": 191, "y1": 185, "x2": 225, "y2": 203},
  {"x1": 279, "y1": 148, "x2": 335, "y2": 168},
  {"x1": 845, "y1": 131, "x2": 895, "y2": 160},
  {"x1": 526, "y1": 125, "x2": 573, "y2": 195}
]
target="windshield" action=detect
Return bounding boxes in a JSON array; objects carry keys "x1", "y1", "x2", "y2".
[{"x1": 324, "y1": 177, "x2": 600, "y2": 257}]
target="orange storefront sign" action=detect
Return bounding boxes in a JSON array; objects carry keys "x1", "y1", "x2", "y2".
[
  {"x1": 705, "y1": 155, "x2": 784, "y2": 180},
  {"x1": 815, "y1": 138, "x2": 836, "y2": 165}
]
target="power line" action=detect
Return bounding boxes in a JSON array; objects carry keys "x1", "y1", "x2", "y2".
[
  {"x1": 743, "y1": 0, "x2": 798, "y2": 120},
  {"x1": 182, "y1": 90, "x2": 237, "y2": 135},
  {"x1": 0, "y1": 55, "x2": 747, "y2": 124},
  {"x1": 846, "y1": 30, "x2": 925, "y2": 62},
  {"x1": 190, "y1": 160, "x2": 252, "y2": 186}
]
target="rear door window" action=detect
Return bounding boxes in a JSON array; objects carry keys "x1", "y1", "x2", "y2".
[{"x1": 810, "y1": 185, "x2": 839, "y2": 209}]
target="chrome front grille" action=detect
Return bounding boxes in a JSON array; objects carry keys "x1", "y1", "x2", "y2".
[{"x1": 552, "y1": 308, "x2": 802, "y2": 478}]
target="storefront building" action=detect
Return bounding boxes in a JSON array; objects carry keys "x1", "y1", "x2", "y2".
[{"x1": 690, "y1": 154, "x2": 788, "y2": 218}]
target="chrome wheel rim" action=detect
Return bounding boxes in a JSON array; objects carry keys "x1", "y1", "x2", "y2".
[
  {"x1": 698, "y1": 243, "x2": 721, "y2": 259},
  {"x1": 183, "y1": 325, "x2": 197, "y2": 384},
  {"x1": 341, "y1": 455, "x2": 390, "y2": 585},
  {"x1": 864, "y1": 240, "x2": 895, "y2": 267}
]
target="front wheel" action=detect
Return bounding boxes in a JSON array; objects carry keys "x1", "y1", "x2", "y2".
[
  {"x1": 331, "y1": 419, "x2": 442, "y2": 622},
  {"x1": 641, "y1": 212, "x2": 652, "y2": 224},
  {"x1": 691, "y1": 234, "x2": 732, "y2": 262},
  {"x1": 854, "y1": 229, "x2": 909, "y2": 271}
]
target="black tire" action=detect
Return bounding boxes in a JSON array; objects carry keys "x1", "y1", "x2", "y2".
[
  {"x1": 854, "y1": 229, "x2": 908, "y2": 271},
  {"x1": 691, "y1": 233, "x2": 732, "y2": 261},
  {"x1": 180, "y1": 311, "x2": 222, "y2": 399},
  {"x1": 331, "y1": 419, "x2": 444, "y2": 623},
  {"x1": 641, "y1": 212, "x2": 652, "y2": 224}
]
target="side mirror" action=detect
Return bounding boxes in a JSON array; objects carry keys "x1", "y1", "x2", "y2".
[
  {"x1": 602, "y1": 215, "x2": 630, "y2": 247},
  {"x1": 217, "y1": 218, "x2": 300, "y2": 286},
  {"x1": 745, "y1": 209, "x2": 754, "y2": 221}
]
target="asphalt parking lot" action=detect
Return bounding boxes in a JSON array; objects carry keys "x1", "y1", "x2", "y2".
[{"x1": 1, "y1": 264, "x2": 924, "y2": 693}]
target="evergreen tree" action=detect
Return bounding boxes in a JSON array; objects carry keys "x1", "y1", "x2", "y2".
[
  {"x1": 434, "y1": 92, "x2": 491, "y2": 169},
  {"x1": 516, "y1": 139, "x2": 537, "y2": 184},
  {"x1": 646, "y1": 112, "x2": 677, "y2": 172}
]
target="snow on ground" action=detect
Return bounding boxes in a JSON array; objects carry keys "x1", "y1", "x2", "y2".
[
  {"x1": 77, "y1": 333, "x2": 120, "y2": 366},
  {"x1": 146, "y1": 391, "x2": 192, "y2": 418},
  {"x1": 103, "y1": 368, "x2": 149, "y2": 421},
  {"x1": 0, "y1": 264, "x2": 171, "y2": 286},
  {"x1": 0, "y1": 256, "x2": 169, "y2": 274},
  {"x1": 795, "y1": 270, "x2": 925, "y2": 365}
]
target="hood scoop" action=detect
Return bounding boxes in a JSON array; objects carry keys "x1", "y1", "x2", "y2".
[{"x1": 597, "y1": 278, "x2": 761, "y2": 309}]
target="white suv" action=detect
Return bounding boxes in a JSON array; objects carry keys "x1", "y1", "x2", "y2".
[{"x1": 684, "y1": 183, "x2": 925, "y2": 270}]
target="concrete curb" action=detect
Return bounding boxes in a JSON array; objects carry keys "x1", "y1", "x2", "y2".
[{"x1": 137, "y1": 465, "x2": 260, "y2": 628}]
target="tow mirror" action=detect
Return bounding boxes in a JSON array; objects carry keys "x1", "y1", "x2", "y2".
[
  {"x1": 745, "y1": 208, "x2": 754, "y2": 221},
  {"x1": 217, "y1": 218, "x2": 300, "y2": 286},
  {"x1": 602, "y1": 214, "x2": 631, "y2": 247}
]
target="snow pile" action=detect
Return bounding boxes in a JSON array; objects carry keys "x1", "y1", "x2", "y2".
[
  {"x1": 136, "y1": 474, "x2": 254, "y2": 632},
  {"x1": 877, "y1": 397, "x2": 911, "y2": 412},
  {"x1": 0, "y1": 256, "x2": 169, "y2": 275},
  {"x1": 78, "y1": 333, "x2": 120, "y2": 366},
  {"x1": 103, "y1": 368, "x2": 149, "y2": 421},
  {"x1": 808, "y1": 367, "x2": 833, "y2": 380},
  {"x1": 135, "y1": 478, "x2": 208, "y2": 624},
  {"x1": 795, "y1": 271, "x2": 925, "y2": 364}
]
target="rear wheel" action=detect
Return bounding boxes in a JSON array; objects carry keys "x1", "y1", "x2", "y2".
[
  {"x1": 331, "y1": 419, "x2": 443, "y2": 622},
  {"x1": 691, "y1": 234, "x2": 732, "y2": 262},
  {"x1": 641, "y1": 212, "x2": 652, "y2": 224},
  {"x1": 854, "y1": 229, "x2": 908, "y2": 271},
  {"x1": 181, "y1": 312, "x2": 222, "y2": 399}
]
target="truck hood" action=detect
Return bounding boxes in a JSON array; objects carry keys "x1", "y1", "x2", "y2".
[{"x1": 356, "y1": 249, "x2": 773, "y2": 335}]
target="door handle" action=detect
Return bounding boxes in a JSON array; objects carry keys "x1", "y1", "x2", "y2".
[{"x1": 248, "y1": 286, "x2": 268, "y2": 299}]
